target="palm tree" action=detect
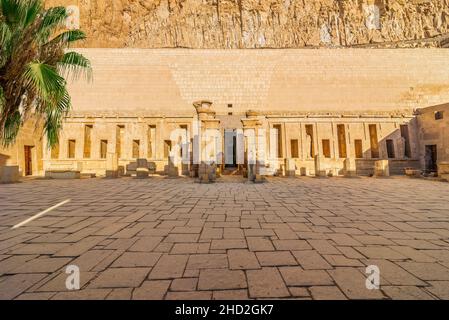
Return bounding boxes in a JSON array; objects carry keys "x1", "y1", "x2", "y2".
[{"x1": 0, "y1": 0, "x2": 91, "y2": 147}]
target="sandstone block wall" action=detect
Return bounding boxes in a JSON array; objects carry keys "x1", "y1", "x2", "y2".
[
  {"x1": 42, "y1": 112, "x2": 419, "y2": 177},
  {"x1": 66, "y1": 48, "x2": 449, "y2": 116},
  {"x1": 0, "y1": 120, "x2": 44, "y2": 177},
  {"x1": 417, "y1": 103, "x2": 449, "y2": 169}
]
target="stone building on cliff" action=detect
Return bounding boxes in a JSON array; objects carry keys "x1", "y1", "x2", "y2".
[{"x1": 1, "y1": 0, "x2": 449, "y2": 182}]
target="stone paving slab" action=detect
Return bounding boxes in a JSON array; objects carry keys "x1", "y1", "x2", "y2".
[{"x1": 0, "y1": 176, "x2": 449, "y2": 299}]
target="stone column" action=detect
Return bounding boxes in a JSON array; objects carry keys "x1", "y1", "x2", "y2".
[
  {"x1": 343, "y1": 158, "x2": 357, "y2": 177},
  {"x1": 314, "y1": 155, "x2": 326, "y2": 177},
  {"x1": 194, "y1": 100, "x2": 220, "y2": 183},
  {"x1": 242, "y1": 112, "x2": 265, "y2": 183}
]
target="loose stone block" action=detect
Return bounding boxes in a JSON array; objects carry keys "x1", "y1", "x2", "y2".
[
  {"x1": 0, "y1": 165, "x2": 20, "y2": 183},
  {"x1": 105, "y1": 170, "x2": 119, "y2": 178},
  {"x1": 45, "y1": 170, "x2": 81, "y2": 179},
  {"x1": 136, "y1": 168, "x2": 149, "y2": 179},
  {"x1": 285, "y1": 158, "x2": 296, "y2": 177},
  {"x1": 438, "y1": 162, "x2": 449, "y2": 181},
  {"x1": 136, "y1": 158, "x2": 148, "y2": 168},
  {"x1": 197, "y1": 163, "x2": 216, "y2": 183},
  {"x1": 374, "y1": 160, "x2": 390, "y2": 177}
]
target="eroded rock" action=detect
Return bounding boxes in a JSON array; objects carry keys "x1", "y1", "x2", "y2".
[{"x1": 46, "y1": 0, "x2": 449, "y2": 48}]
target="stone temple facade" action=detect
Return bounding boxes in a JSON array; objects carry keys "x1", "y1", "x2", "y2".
[
  {"x1": 2, "y1": 48, "x2": 449, "y2": 181},
  {"x1": 1, "y1": 2, "x2": 449, "y2": 182}
]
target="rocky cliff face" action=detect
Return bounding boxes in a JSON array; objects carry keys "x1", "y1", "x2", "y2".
[{"x1": 47, "y1": 0, "x2": 449, "y2": 48}]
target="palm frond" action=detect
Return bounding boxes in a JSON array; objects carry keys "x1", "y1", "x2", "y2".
[
  {"x1": 0, "y1": 21, "x2": 12, "y2": 67},
  {"x1": 43, "y1": 88, "x2": 70, "y2": 147},
  {"x1": 0, "y1": 1, "x2": 90, "y2": 147},
  {"x1": 22, "y1": 62, "x2": 66, "y2": 103},
  {"x1": 1, "y1": 0, "x2": 39, "y2": 27},
  {"x1": 0, "y1": 85, "x2": 5, "y2": 112},
  {"x1": 57, "y1": 51, "x2": 92, "y2": 81},
  {"x1": 47, "y1": 29, "x2": 86, "y2": 47},
  {"x1": 1, "y1": 110, "x2": 21, "y2": 146},
  {"x1": 35, "y1": 6, "x2": 67, "y2": 44},
  {"x1": 0, "y1": 0, "x2": 24, "y2": 25},
  {"x1": 23, "y1": 0, "x2": 41, "y2": 28},
  {"x1": 0, "y1": 20, "x2": 12, "y2": 46}
]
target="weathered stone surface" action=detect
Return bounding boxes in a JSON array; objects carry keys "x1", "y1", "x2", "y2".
[
  {"x1": 90, "y1": 268, "x2": 149, "y2": 288},
  {"x1": 1, "y1": 177, "x2": 449, "y2": 300},
  {"x1": 247, "y1": 267, "x2": 290, "y2": 298},
  {"x1": 148, "y1": 255, "x2": 188, "y2": 279},
  {"x1": 198, "y1": 269, "x2": 247, "y2": 290},
  {"x1": 47, "y1": 0, "x2": 449, "y2": 48}
]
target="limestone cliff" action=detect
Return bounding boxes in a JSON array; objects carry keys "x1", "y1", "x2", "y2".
[{"x1": 47, "y1": 0, "x2": 449, "y2": 48}]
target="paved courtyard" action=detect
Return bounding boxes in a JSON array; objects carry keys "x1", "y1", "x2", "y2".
[{"x1": 1, "y1": 176, "x2": 449, "y2": 300}]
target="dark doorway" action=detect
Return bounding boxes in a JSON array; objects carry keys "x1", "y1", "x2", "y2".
[
  {"x1": 369, "y1": 124, "x2": 379, "y2": 158},
  {"x1": 386, "y1": 139, "x2": 395, "y2": 158},
  {"x1": 225, "y1": 129, "x2": 237, "y2": 168},
  {"x1": 425, "y1": 145, "x2": 437, "y2": 172},
  {"x1": 24, "y1": 145, "x2": 33, "y2": 176},
  {"x1": 400, "y1": 125, "x2": 411, "y2": 158}
]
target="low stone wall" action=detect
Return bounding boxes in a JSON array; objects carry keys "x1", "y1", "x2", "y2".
[
  {"x1": 356, "y1": 159, "x2": 420, "y2": 176},
  {"x1": 45, "y1": 170, "x2": 81, "y2": 179},
  {"x1": 389, "y1": 160, "x2": 420, "y2": 175}
]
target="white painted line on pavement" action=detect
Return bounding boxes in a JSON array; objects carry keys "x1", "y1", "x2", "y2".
[{"x1": 12, "y1": 199, "x2": 71, "y2": 229}]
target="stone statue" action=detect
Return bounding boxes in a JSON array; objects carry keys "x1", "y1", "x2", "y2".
[
  {"x1": 398, "y1": 137, "x2": 406, "y2": 159},
  {"x1": 306, "y1": 134, "x2": 313, "y2": 159}
]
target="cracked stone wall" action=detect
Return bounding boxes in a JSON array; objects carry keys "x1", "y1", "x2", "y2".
[{"x1": 47, "y1": 0, "x2": 449, "y2": 48}]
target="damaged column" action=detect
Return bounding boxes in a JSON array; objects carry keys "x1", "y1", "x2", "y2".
[
  {"x1": 105, "y1": 152, "x2": 119, "y2": 178},
  {"x1": 194, "y1": 101, "x2": 220, "y2": 183},
  {"x1": 242, "y1": 111, "x2": 265, "y2": 183}
]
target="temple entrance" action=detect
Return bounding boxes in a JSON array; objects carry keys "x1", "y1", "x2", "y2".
[
  {"x1": 24, "y1": 145, "x2": 33, "y2": 176},
  {"x1": 425, "y1": 145, "x2": 437, "y2": 173},
  {"x1": 224, "y1": 129, "x2": 237, "y2": 168}
]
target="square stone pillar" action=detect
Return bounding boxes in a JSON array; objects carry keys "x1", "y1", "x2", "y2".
[
  {"x1": 374, "y1": 160, "x2": 390, "y2": 177},
  {"x1": 0, "y1": 165, "x2": 20, "y2": 183},
  {"x1": 106, "y1": 153, "x2": 119, "y2": 178},
  {"x1": 285, "y1": 158, "x2": 296, "y2": 177},
  {"x1": 242, "y1": 115, "x2": 264, "y2": 183},
  {"x1": 194, "y1": 101, "x2": 220, "y2": 183},
  {"x1": 314, "y1": 155, "x2": 326, "y2": 177},
  {"x1": 343, "y1": 158, "x2": 357, "y2": 177}
]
